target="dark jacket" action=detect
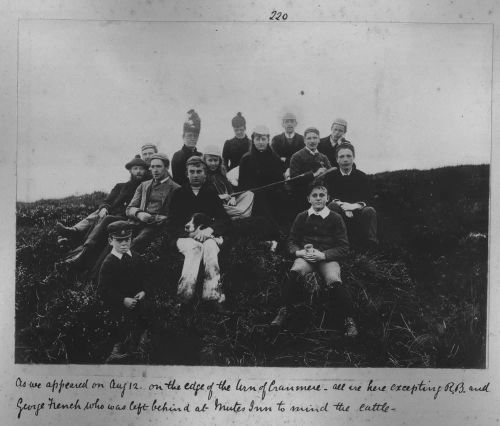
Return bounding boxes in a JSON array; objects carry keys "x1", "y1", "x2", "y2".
[
  {"x1": 99, "y1": 250, "x2": 150, "y2": 311},
  {"x1": 166, "y1": 182, "x2": 231, "y2": 241},
  {"x1": 171, "y1": 145, "x2": 203, "y2": 186},
  {"x1": 238, "y1": 144, "x2": 284, "y2": 191},
  {"x1": 271, "y1": 132, "x2": 305, "y2": 169},
  {"x1": 325, "y1": 168, "x2": 371, "y2": 204},
  {"x1": 222, "y1": 136, "x2": 252, "y2": 171},
  {"x1": 318, "y1": 137, "x2": 353, "y2": 168},
  {"x1": 98, "y1": 179, "x2": 144, "y2": 217},
  {"x1": 288, "y1": 210, "x2": 349, "y2": 261}
]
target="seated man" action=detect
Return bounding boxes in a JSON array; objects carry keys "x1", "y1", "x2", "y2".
[
  {"x1": 318, "y1": 118, "x2": 351, "y2": 166},
  {"x1": 126, "y1": 153, "x2": 180, "y2": 251},
  {"x1": 98, "y1": 221, "x2": 151, "y2": 363},
  {"x1": 57, "y1": 153, "x2": 150, "y2": 243},
  {"x1": 325, "y1": 143, "x2": 378, "y2": 250},
  {"x1": 64, "y1": 155, "x2": 148, "y2": 267},
  {"x1": 271, "y1": 183, "x2": 358, "y2": 337},
  {"x1": 167, "y1": 156, "x2": 231, "y2": 305},
  {"x1": 289, "y1": 127, "x2": 332, "y2": 213},
  {"x1": 171, "y1": 109, "x2": 203, "y2": 186}
]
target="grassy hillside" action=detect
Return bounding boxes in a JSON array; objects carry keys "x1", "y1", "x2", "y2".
[{"x1": 15, "y1": 164, "x2": 489, "y2": 367}]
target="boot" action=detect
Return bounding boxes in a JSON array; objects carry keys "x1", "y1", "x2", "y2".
[
  {"x1": 271, "y1": 307, "x2": 288, "y2": 327},
  {"x1": 105, "y1": 343, "x2": 128, "y2": 363},
  {"x1": 56, "y1": 222, "x2": 80, "y2": 239},
  {"x1": 344, "y1": 317, "x2": 359, "y2": 338}
]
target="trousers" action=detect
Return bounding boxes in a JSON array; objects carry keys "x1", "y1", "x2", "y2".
[{"x1": 176, "y1": 237, "x2": 225, "y2": 303}]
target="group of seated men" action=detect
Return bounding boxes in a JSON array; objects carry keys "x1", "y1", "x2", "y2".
[{"x1": 56, "y1": 109, "x2": 378, "y2": 362}]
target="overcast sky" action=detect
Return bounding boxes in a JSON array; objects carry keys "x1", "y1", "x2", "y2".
[{"x1": 17, "y1": 20, "x2": 492, "y2": 201}]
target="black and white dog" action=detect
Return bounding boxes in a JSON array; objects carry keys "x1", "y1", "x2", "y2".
[{"x1": 184, "y1": 213, "x2": 223, "y2": 245}]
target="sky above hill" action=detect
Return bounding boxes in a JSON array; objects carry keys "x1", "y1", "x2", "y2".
[{"x1": 17, "y1": 20, "x2": 492, "y2": 201}]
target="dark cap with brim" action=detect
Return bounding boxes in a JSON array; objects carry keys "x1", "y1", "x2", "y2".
[{"x1": 107, "y1": 220, "x2": 133, "y2": 239}]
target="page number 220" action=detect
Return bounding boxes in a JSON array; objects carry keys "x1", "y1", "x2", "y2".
[{"x1": 269, "y1": 10, "x2": 288, "y2": 20}]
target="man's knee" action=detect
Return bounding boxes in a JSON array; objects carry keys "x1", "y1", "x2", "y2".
[{"x1": 360, "y1": 206, "x2": 376, "y2": 217}]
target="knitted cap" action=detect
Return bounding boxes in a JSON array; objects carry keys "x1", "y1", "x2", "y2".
[
  {"x1": 125, "y1": 155, "x2": 148, "y2": 170},
  {"x1": 203, "y1": 145, "x2": 222, "y2": 157},
  {"x1": 231, "y1": 112, "x2": 246, "y2": 128},
  {"x1": 304, "y1": 127, "x2": 320, "y2": 137},
  {"x1": 183, "y1": 109, "x2": 201, "y2": 135},
  {"x1": 332, "y1": 118, "x2": 348, "y2": 131}
]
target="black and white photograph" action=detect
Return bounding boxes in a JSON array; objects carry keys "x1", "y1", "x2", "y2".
[{"x1": 14, "y1": 18, "x2": 491, "y2": 369}]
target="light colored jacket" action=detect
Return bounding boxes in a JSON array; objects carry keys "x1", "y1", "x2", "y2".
[{"x1": 126, "y1": 178, "x2": 180, "y2": 219}]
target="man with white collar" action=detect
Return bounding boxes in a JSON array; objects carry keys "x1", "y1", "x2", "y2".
[
  {"x1": 271, "y1": 112, "x2": 305, "y2": 178},
  {"x1": 318, "y1": 118, "x2": 351, "y2": 166},
  {"x1": 271, "y1": 183, "x2": 358, "y2": 337},
  {"x1": 126, "y1": 153, "x2": 180, "y2": 251},
  {"x1": 98, "y1": 221, "x2": 150, "y2": 363},
  {"x1": 289, "y1": 127, "x2": 332, "y2": 212},
  {"x1": 326, "y1": 143, "x2": 378, "y2": 250}
]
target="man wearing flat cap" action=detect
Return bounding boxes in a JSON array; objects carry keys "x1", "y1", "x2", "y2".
[
  {"x1": 271, "y1": 112, "x2": 305, "y2": 179},
  {"x1": 98, "y1": 221, "x2": 151, "y2": 362},
  {"x1": 318, "y1": 118, "x2": 352, "y2": 166},
  {"x1": 289, "y1": 127, "x2": 333, "y2": 213},
  {"x1": 64, "y1": 155, "x2": 149, "y2": 268},
  {"x1": 126, "y1": 153, "x2": 180, "y2": 251},
  {"x1": 171, "y1": 109, "x2": 203, "y2": 186},
  {"x1": 167, "y1": 156, "x2": 231, "y2": 307}
]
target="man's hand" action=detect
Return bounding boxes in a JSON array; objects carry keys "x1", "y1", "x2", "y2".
[
  {"x1": 227, "y1": 196, "x2": 236, "y2": 206},
  {"x1": 193, "y1": 227, "x2": 214, "y2": 242},
  {"x1": 284, "y1": 168, "x2": 291, "y2": 179},
  {"x1": 219, "y1": 194, "x2": 231, "y2": 201},
  {"x1": 281, "y1": 157, "x2": 287, "y2": 163},
  {"x1": 313, "y1": 167, "x2": 327, "y2": 178},
  {"x1": 98, "y1": 208, "x2": 108, "y2": 219},
  {"x1": 123, "y1": 297, "x2": 137, "y2": 309},
  {"x1": 340, "y1": 202, "x2": 362, "y2": 212},
  {"x1": 345, "y1": 211, "x2": 354, "y2": 218},
  {"x1": 137, "y1": 212, "x2": 155, "y2": 224},
  {"x1": 295, "y1": 249, "x2": 307, "y2": 258},
  {"x1": 134, "y1": 291, "x2": 146, "y2": 301},
  {"x1": 154, "y1": 214, "x2": 167, "y2": 224},
  {"x1": 303, "y1": 249, "x2": 326, "y2": 263}
]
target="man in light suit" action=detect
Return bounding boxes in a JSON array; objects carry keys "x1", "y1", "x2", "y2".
[{"x1": 126, "y1": 153, "x2": 180, "y2": 251}]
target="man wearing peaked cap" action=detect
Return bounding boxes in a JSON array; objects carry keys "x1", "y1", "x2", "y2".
[
  {"x1": 126, "y1": 152, "x2": 180, "y2": 251},
  {"x1": 318, "y1": 117, "x2": 353, "y2": 166},
  {"x1": 98, "y1": 220, "x2": 151, "y2": 363},
  {"x1": 62, "y1": 155, "x2": 148, "y2": 269},
  {"x1": 222, "y1": 112, "x2": 252, "y2": 171},
  {"x1": 271, "y1": 112, "x2": 305, "y2": 177},
  {"x1": 171, "y1": 109, "x2": 203, "y2": 186}
]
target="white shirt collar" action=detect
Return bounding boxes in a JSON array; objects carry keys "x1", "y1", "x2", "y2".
[
  {"x1": 305, "y1": 146, "x2": 318, "y2": 155},
  {"x1": 307, "y1": 206, "x2": 331, "y2": 219},
  {"x1": 153, "y1": 176, "x2": 169, "y2": 184},
  {"x1": 340, "y1": 168, "x2": 353, "y2": 176},
  {"x1": 111, "y1": 248, "x2": 132, "y2": 259}
]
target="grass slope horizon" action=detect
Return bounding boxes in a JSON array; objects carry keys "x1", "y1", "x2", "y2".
[{"x1": 16, "y1": 164, "x2": 489, "y2": 367}]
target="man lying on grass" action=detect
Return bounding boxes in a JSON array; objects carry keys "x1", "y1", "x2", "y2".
[
  {"x1": 271, "y1": 183, "x2": 358, "y2": 337},
  {"x1": 98, "y1": 221, "x2": 151, "y2": 363}
]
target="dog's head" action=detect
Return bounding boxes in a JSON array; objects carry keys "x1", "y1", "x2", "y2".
[{"x1": 185, "y1": 212, "x2": 214, "y2": 233}]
